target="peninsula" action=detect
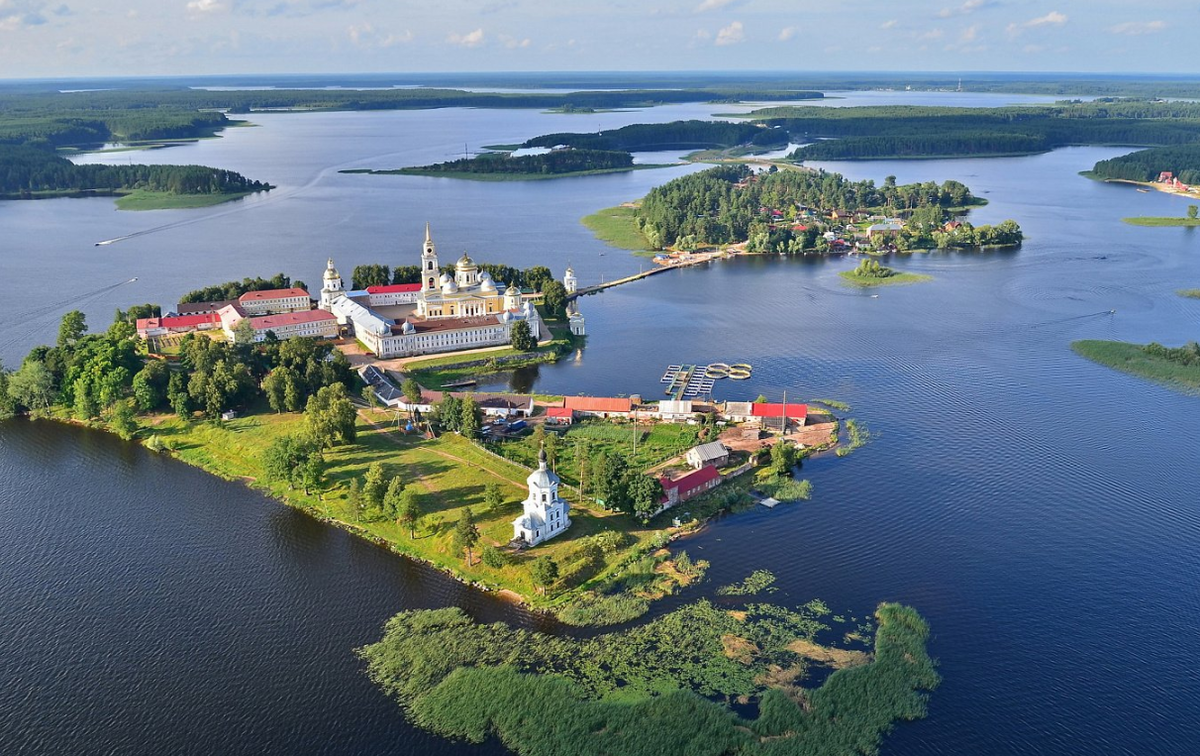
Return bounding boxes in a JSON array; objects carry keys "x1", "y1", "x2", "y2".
[{"x1": 1073, "y1": 340, "x2": 1200, "y2": 393}]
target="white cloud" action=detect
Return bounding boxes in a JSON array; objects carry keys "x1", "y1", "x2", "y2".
[
  {"x1": 0, "y1": 0, "x2": 50, "y2": 29},
  {"x1": 880, "y1": 19, "x2": 898, "y2": 29},
  {"x1": 1007, "y1": 10, "x2": 1066, "y2": 37},
  {"x1": 715, "y1": 20, "x2": 744, "y2": 45},
  {"x1": 960, "y1": 23, "x2": 980, "y2": 42},
  {"x1": 917, "y1": 27, "x2": 944, "y2": 40},
  {"x1": 447, "y1": 27, "x2": 485, "y2": 47},
  {"x1": 938, "y1": 0, "x2": 992, "y2": 18},
  {"x1": 499, "y1": 33, "x2": 531, "y2": 49},
  {"x1": 186, "y1": 0, "x2": 227, "y2": 14},
  {"x1": 1109, "y1": 20, "x2": 1166, "y2": 36},
  {"x1": 1026, "y1": 11, "x2": 1067, "y2": 27},
  {"x1": 778, "y1": 25, "x2": 797, "y2": 42},
  {"x1": 696, "y1": 0, "x2": 740, "y2": 12}
]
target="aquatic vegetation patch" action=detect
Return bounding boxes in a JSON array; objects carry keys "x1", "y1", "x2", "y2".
[
  {"x1": 1073, "y1": 340, "x2": 1200, "y2": 393},
  {"x1": 359, "y1": 600, "x2": 938, "y2": 756},
  {"x1": 718, "y1": 569, "x2": 778, "y2": 596}
]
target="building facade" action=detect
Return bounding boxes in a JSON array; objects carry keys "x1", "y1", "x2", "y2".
[
  {"x1": 237, "y1": 288, "x2": 312, "y2": 316},
  {"x1": 512, "y1": 447, "x2": 571, "y2": 547},
  {"x1": 320, "y1": 225, "x2": 541, "y2": 359}
]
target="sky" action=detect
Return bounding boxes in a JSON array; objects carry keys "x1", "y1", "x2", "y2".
[{"x1": 1, "y1": 0, "x2": 1198, "y2": 79}]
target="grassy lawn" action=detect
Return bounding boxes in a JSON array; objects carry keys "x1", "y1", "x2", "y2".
[
  {"x1": 839, "y1": 270, "x2": 933, "y2": 288},
  {"x1": 488, "y1": 419, "x2": 704, "y2": 488},
  {"x1": 1072, "y1": 340, "x2": 1200, "y2": 393},
  {"x1": 114, "y1": 189, "x2": 258, "y2": 211},
  {"x1": 1122, "y1": 217, "x2": 1200, "y2": 227},
  {"x1": 138, "y1": 408, "x2": 660, "y2": 604},
  {"x1": 581, "y1": 204, "x2": 655, "y2": 252}
]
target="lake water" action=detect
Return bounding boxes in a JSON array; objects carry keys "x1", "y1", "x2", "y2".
[{"x1": 2, "y1": 91, "x2": 1199, "y2": 755}]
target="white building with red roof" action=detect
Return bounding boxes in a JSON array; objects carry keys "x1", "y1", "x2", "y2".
[{"x1": 236, "y1": 287, "x2": 312, "y2": 316}]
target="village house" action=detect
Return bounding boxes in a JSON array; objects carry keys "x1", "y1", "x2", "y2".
[
  {"x1": 544, "y1": 407, "x2": 574, "y2": 425},
  {"x1": 659, "y1": 464, "x2": 722, "y2": 508},
  {"x1": 685, "y1": 441, "x2": 730, "y2": 470},
  {"x1": 218, "y1": 305, "x2": 339, "y2": 343},
  {"x1": 563, "y1": 396, "x2": 633, "y2": 419},
  {"x1": 656, "y1": 400, "x2": 694, "y2": 422},
  {"x1": 478, "y1": 395, "x2": 534, "y2": 418}
]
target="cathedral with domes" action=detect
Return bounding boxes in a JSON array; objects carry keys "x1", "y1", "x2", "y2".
[
  {"x1": 512, "y1": 445, "x2": 571, "y2": 547},
  {"x1": 319, "y1": 224, "x2": 549, "y2": 359}
]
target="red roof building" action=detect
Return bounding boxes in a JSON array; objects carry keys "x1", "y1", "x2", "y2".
[
  {"x1": 238, "y1": 288, "x2": 310, "y2": 302},
  {"x1": 248, "y1": 309, "x2": 337, "y2": 331},
  {"x1": 136, "y1": 312, "x2": 221, "y2": 338},
  {"x1": 563, "y1": 396, "x2": 633, "y2": 416},
  {"x1": 545, "y1": 407, "x2": 574, "y2": 424},
  {"x1": 365, "y1": 283, "x2": 422, "y2": 295},
  {"x1": 751, "y1": 402, "x2": 808, "y2": 430},
  {"x1": 660, "y1": 464, "x2": 722, "y2": 506}
]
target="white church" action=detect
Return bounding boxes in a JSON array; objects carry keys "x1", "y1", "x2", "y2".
[{"x1": 512, "y1": 446, "x2": 571, "y2": 547}]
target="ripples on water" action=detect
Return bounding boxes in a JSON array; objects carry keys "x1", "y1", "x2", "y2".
[{"x1": 1, "y1": 100, "x2": 1199, "y2": 754}]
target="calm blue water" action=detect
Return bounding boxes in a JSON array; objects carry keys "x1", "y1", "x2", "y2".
[{"x1": 2, "y1": 91, "x2": 1199, "y2": 755}]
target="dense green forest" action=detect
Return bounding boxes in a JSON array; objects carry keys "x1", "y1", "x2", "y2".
[
  {"x1": 359, "y1": 599, "x2": 938, "y2": 756},
  {"x1": 179, "y1": 273, "x2": 302, "y2": 304},
  {"x1": 3, "y1": 309, "x2": 352, "y2": 423},
  {"x1": 522, "y1": 120, "x2": 785, "y2": 151},
  {"x1": 636, "y1": 164, "x2": 984, "y2": 249},
  {"x1": 0, "y1": 87, "x2": 819, "y2": 127},
  {"x1": 0, "y1": 144, "x2": 271, "y2": 198},
  {"x1": 379, "y1": 148, "x2": 634, "y2": 177},
  {"x1": 1089, "y1": 145, "x2": 1200, "y2": 185},
  {"x1": 0, "y1": 108, "x2": 230, "y2": 148},
  {"x1": 736, "y1": 100, "x2": 1200, "y2": 160}
]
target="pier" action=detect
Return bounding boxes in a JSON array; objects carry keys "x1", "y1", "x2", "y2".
[{"x1": 567, "y1": 250, "x2": 727, "y2": 301}]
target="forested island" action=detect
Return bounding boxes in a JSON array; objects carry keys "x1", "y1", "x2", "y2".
[
  {"x1": 360, "y1": 599, "x2": 938, "y2": 756},
  {"x1": 1087, "y1": 144, "x2": 1200, "y2": 184},
  {"x1": 620, "y1": 164, "x2": 1021, "y2": 253},
  {"x1": 734, "y1": 100, "x2": 1200, "y2": 161},
  {"x1": 840, "y1": 259, "x2": 932, "y2": 288},
  {"x1": 344, "y1": 148, "x2": 650, "y2": 181},
  {"x1": 0, "y1": 144, "x2": 272, "y2": 209},
  {"x1": 522, "y1": 119, "x2": 788, "y2": 153}
]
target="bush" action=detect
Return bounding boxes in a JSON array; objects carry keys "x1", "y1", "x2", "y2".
[{"x1": 481, "y1": 545, "x2": 508, "y2": 569}]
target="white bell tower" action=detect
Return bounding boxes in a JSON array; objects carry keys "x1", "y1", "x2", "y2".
[
  {"x1": 421, "y1": 222, "x2": 439, "y2": 293},
  {"x1": 319, "y1": 257, "x2": 343, "y2": 311},
  {"x1": 563, "y1": 266, "x2": 577, "y2": 295}
]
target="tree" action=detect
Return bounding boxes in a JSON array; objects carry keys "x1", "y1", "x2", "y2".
[
  {"x1": 591, "y1": 451, "x2": 630, "y2": 511},
  {"x1": 382, "y1": 477, "x2": 406, "y2": 520},
  {"x1": 754, "y1": 395, "x2": 768, "y2": 404},
  {"x1": 402, "y1": 377, "x2": 423, "y2": 407},
  {"x1": 262, "y1": 434, "x2": 319, "y2": 490},
  {"x1": 347, "y1": 478, "x2": 365, "y2": 521},
  {"x1": 73, "y1": 376, "x2": 99, "y2": 419},
  {"x1": 108, "y1": 399, "x2": 138, "y2": 440},
  {"x1": 233, "y1": 317, "x2": 257, "y2": 346},
  {"x1": 57, "y1": 310, "x2": 87, "y2": 349},
  {"x1": 770, "y1": 440, "x2": 796, "y2": 477},
  {"x1": 1189, "y1": 205, "x2": 1199, "y2": 220},
  {"x1": 131, "y1": 360, "x2": 169, "y2": 412},
  {"x1": 437, "y1": 392, "x2": 461, "y2": 433},
  {"x1": 459, "y1": 395, "x2": 481, "y2": 438},
  {"x1": 362, "y1": 461, "x2": 388, "y2": 515},
  {"x1": 544, "y1": 431, "x2": 560, "y2": 468},
  {"x1": 0, "y1": 361, "x2": 15, "y2": 420},
  {"x1": 509, "y1": 319, "x2": 536, "y2": 351},
  {"x1": 629, "y1": 473, "x2": 664, "y2": 520},
  {"x1": 541, "y1": 279, "x2": 568, "y2": 318},
  {"x1": 481, "y1": 545, "x2": 507, "y2": 569},
  {"x1": 397, "y1": 487, "x2": 422, "y2": 538},
  {"x1": 452, "y1": 508, "x2": 480, "y2": 565},
  {"x1": 304, "y1": 383, "x2": 357, "y2": 448},
  {"x1": 298, "y1": 453, "x2": 325, "y2": 496},
  {"x1": 167, "y1": 371, "x2": 191, "y2": 419},
  {"x1": 362, "y1": 384, "x2": 379, "y2": 411},
  {"x1": 8, "y1": 360, "x2": 55, "y2": 412},
  {"x1": 484, "y1": 482, "x2": 506, "y2": 514},
  {"x1": 529, "y1": 556, "x2": 559, "y2": 595},
  {"x1": 523, "y1": 265, "x2": 552, "y2": 292}
]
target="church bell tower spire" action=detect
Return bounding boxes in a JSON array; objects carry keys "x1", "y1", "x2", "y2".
[{"x1": 421, "y1": 222, "x2": 439, "y2": 293}]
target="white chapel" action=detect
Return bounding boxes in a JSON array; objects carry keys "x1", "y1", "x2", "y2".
[{"x1": 512, "y1": 445, "x2": 571, "y2": 547}]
